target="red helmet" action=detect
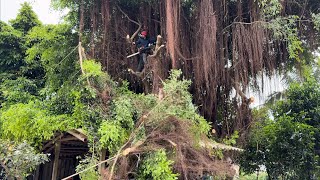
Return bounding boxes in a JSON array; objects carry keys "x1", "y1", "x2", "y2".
[{"x1": 141, "y1": 31, "x2": 148, "y2": 36}]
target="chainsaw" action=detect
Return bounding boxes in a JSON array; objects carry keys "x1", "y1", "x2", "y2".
[{"x1": 126, "y1": 44, "x2": 154, "y2": 59}]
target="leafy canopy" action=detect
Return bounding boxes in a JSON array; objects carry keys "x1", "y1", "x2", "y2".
[
  {"x1": 0, "y1": 101, "x2": 81, "y2": 147},
  {"x1": 10, "y1": 2, "x2": 41, "y2": 34},
  {"x1": 241, "y1": 79, "x2": 320, "y2": 179},
  {"x1": 0, "y1": 22, "x2": 24, "y2": 72}
]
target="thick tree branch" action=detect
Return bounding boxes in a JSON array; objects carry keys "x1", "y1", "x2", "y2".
[{"x1": 116, "y1": 4, "x2": 142, "y2": 43}]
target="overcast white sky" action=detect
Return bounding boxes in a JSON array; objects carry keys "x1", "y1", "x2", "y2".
[{"x1": 0, "y1": 0, "x2": 63, "y2": 24}]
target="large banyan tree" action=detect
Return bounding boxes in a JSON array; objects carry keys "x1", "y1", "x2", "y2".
[{"x1": 53, "y1": 0, "x2": 320, "y2": 138}]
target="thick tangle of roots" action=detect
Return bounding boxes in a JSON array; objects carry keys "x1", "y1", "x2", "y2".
[{"x1": 103, "y1": 117, "x2": 234, "y2": 179}]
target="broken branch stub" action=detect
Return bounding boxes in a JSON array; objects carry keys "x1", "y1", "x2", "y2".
[
  {"x1": 126, "y1": 23, "x2": 142, "y2": 44},
  {"x1": 149, "y1": 35, "x2": 165, "y2": 58}
]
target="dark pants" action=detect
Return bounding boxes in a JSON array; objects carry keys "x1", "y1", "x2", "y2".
[{"x1": 137, "y1": 53, "x2": 147, "y2": 72}]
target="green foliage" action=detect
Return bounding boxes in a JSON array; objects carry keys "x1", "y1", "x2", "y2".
[
  {"x1": 76, "y1": 155, "x2": 99, "y2": 180},
  {"x1": 98, "y1": 121, "x2": 128, "y2": 154},
  {"x1": 0, "y1": 18, "x2": 45, "y2": 108},
  {"x1": 112, "y1": 98, "x2": 135, "y2": 129},
  {"x1": 257, "y1": 0, "x2": 282, "y2": 19},
  {"x1": 267, "y1": 16, "x2": 303, "y2": 61},
  {"x1": 273, "y1": 79, "x2": 320, "y2": 126},
  {"x1": 239, "y1": 172, "x2": 268, "y2": 180},
  {"x1": 51, "y1": 0, "x2": 80, "y2": 29},
  {"x1": 0, "y1": 21, "x2": 24, "y2": 72},
  {"x1": 211, "y1": 131, "x2": 240, "y2": 160},
  {"x1": 242, "y1": 116, "x2": 317, "y2": 179},
  {"x1": 97, "y1": 69, "x2": 211, "y2": 156},
  {"x1": 314, "y1": 57, "x2": 320, "y2": 82},
  {"x1": 222, "y1": 131, "x2": 239, "y2": 146},
  {"x1": 130, "y1": 93, "x2": 157, "y2": 117},
  {"x1": 0, "y1": 101, "x2": 79, "y2": 147},
  {"x1": 81, "y1": 59, "x2": 115, "y2": 91},
  {"x1": 51, "y1": 0, "x2": 78, "y2": 10},
  {"x1": 9, "y1": 2, "x2": 41, "y2": 34},
  {"x1": 44, "y1": 86, "x2": 78, "y2": 115},
  {"x1": 0, "y1": 4, "x2": 45, "y2": 95},
  {"x1": 26, "y1": 24, "x2": 78, "y2": 91},
  {"x1": 94, "y1": 70, "x2": 213, "y2": 178},
  {"x1": 256, "y1": 0, "x2": 319, "y2": 64},
  {"x1": 0, "y1": 3, "x2": 84, "y2": 151},
  {"x1": 138, "y1": 149, "x2": 179, "y2": 180},
  {"x1": 312, "y1": 13, "x2": 320, "y2": 31},
  {"x1": 241, "y1": 79, "x2": 320, "y2": 179},
  {"x1": 153, "y1": 70, "x2": 211, "y2": 137},
  {"x1": 82, "y1": 60, "x2": 105, "y2": 78},
  {"x1": 98, "y1": 97, "x2": 135, "y2": 154},
  {"x1": 0, "y1": 77, "x2": 37, "y2": 106},
  {"x1": 211, "y1": 149, "x2": 224, "y2": 160},
  {"x1": 0, "y1": 140, "x2": 48, "y2": 179},
  {"x1": 78, "y1": 60, "x2": 131, "y2": 153}
]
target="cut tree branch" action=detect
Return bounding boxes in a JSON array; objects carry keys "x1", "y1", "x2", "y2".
[
  {"x1": 149, "y1": 35, "x2": 165, "y2": 58},
  {"x1": 78, "y1": 42, "x2": 91, "y2": 86},
  {"x1": 116, "y1": 4, "x2": 142, "y2": 43}
]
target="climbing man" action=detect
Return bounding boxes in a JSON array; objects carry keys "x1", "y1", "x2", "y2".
[{"x1": 133, "y1": 30, "x2": 155, "y2": 72}]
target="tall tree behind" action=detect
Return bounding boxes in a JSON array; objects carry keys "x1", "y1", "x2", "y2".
[
  {"x1": 10, "y1": 2, "x2": 41, "y2": 34},
  {"x1": 52, "y1": 0, "x2": 320, "y2": 138},
  {"x1": 0, "y1": 3, "x2": 45, "y2": 107}
]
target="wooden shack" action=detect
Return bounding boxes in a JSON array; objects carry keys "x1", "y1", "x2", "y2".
[{"x1": 29, "y1": 129, "x2": 89, "y2": 180}]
